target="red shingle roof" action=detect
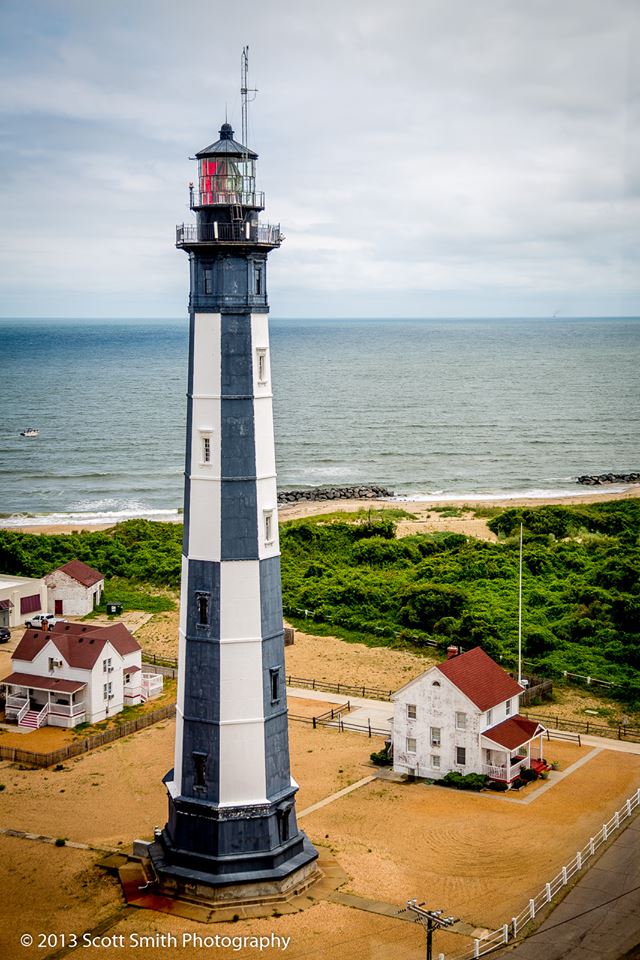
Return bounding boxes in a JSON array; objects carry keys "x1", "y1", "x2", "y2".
[
  {"x1": 482, "y1": 715, "x2": 545, "y2": 750},
  {"x1": 13, "y1": 630, "x2": 51, "y2": 663},
  {"x1": 13, "y1": 622, "x2": 140, "y2": 671},
  {"x1": 52, "y1": 560, "x2": 103, "y2": 587},
  {"x1": 0, "y1": 671, "x2": 86, "y2": 694},
  {"x1": 436, "y1": 646, "x2": 524, "y2": 711}
]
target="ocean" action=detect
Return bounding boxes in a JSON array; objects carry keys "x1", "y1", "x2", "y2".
[{"x1": 1, "y1": 317, "x2": 638, "y2": 526}]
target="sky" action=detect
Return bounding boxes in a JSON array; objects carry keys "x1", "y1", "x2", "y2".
[{"x1": 0, "y1": 0, "x2": 638, "y2": 319}]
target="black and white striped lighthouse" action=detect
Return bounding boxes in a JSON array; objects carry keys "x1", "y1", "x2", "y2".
[{"x1": 149, "y1": 122, "x2": 318, "y2": 897}]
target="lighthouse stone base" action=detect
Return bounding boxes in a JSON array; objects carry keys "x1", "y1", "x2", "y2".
[{"x1": 145, "y1": 772, "x2": 319, "y2": 905}]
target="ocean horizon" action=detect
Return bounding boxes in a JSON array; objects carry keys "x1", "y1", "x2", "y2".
[{"x1": 1, "y1": 316, "x2": 639, "y2": 527}]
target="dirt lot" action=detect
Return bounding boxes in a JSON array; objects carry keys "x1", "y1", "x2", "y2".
[{"x1": 1, "y1": 714, "x2": 638, "y2": 960}]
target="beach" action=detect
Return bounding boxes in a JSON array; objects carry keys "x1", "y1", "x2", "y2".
[{"x1": 7, "y1": 486, "x2": 640, "y2": 536}]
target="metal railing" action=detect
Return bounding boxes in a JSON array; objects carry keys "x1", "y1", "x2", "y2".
[{"x1": 176, "y1": 221, "x2": 282, "y2": 246}]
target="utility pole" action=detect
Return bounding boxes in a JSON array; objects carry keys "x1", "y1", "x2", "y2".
[{"x1": 405, "y1": 900, "x2": 458, "y2": 960}]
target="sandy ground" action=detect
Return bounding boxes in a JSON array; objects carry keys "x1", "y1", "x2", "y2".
[{"x1": 0, "y1": 719, "x2": 638, "y2": 960}]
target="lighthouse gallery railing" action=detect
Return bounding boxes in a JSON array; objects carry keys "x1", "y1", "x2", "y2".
[{"x1": 176, "y1": 222, "x2": 282, "y2": 246}]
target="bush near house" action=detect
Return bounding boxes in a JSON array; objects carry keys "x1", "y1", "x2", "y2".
[
  {"x1": 487, "y1": 780, "x2": 509, "y2": 792},
  {"x1": 436, "y1": 772, "x2": 488, "y2": 791},
  {"x1": 520, "y1": 767, "x2": 539, "y2": 783}
]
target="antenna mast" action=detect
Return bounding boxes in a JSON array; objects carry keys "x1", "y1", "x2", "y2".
[{"x1": 241, "y1": 46, "x2": 258, "y2": 149}]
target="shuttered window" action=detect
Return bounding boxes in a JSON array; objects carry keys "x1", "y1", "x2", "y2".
[{"x1": 20, "y1": 594, "x2": 41, "y2": 615}]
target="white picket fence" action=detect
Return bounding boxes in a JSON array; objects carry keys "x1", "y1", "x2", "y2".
[{"x1": 441, "y1": 786, "x2": 640, "y2": 960}]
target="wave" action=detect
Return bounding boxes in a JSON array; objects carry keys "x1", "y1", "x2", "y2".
[
  {"x1": 391, "y1": 485, "x2": 633, "y2": 503},
  {"x1": 0, "y1": 506, "x2": 182, "y2": 528}
]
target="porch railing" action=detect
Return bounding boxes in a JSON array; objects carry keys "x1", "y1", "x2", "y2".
[
  {"x1": 31, "y1": 703, "x2": 49, "y2": 728},
  {"x1": 141, "y1": 673, "x2": 163, "y2": 701},
  {"x1": 481, "y1": 760, "x2": 526, "y2": 781},
  {"x1": 49, "y1": 701, "x2": 86, "y2": 718},
  {"x1": 5, "y1": 697, "x2": 30, "y2": 723}
]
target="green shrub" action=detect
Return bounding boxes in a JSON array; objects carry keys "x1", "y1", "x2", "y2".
[
  {"x1": 520, "y1": 767, "x2": 539, "y2": 783},
  {"x1": 439, "y1": 771, "x2": 488, "y2": 791},
  {"x1": 370, "y1": 749, "x2": 392, "y2": 766},
  {"x1": 487, "y1": 780, "x2": 508, "y2": 792},
  {"x1": 511, "y1": 776, "x2": 525, "y2": 790},
  {"x1": 54, "y1": 838, "x2": 66, "y2": 847}
]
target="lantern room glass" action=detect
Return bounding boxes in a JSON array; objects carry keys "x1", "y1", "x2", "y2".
[{"x1": 198, "y1": 157, "x2": 257, "y2": 206}]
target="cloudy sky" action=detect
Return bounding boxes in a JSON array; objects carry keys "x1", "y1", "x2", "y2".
[{"x1": 0, "y1": 0, "x2": 638, "y2": 319}]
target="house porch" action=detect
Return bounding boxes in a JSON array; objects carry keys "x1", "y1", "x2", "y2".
[{"x1": 2, "y1": 673, "x2": 87, "y2": 729}]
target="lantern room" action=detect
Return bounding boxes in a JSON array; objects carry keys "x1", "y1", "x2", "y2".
[{"x1": 193, "y1": 122, "x2": 263, "y2": 209}]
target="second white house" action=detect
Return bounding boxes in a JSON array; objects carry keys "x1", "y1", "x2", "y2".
[{"x1": 392, "y1": 646, "x2": 546, "y2": 787}]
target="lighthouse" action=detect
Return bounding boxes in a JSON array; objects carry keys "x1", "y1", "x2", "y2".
[{"x1": 148, "y1": 122, "x2": 318, "y2": 899}]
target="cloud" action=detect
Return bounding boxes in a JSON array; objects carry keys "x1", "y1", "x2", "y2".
[{"x1": 0, "y1": 0, "x2": 638, "y2": 317}]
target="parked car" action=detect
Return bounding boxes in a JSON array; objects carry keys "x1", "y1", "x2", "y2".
[
  {"x1": 0, "y1": 626, "x2": 10, "y2": 643},
  {"x1": 24, "y1": 613, "x2": 67, "y2": 630}
]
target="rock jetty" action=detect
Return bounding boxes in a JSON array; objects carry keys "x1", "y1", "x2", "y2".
[
  {"x1": 577, "y1": 472, "x2": 640, "y2": 486},
  {"x1": 277, "y1": 484, "x2": 394, "y2": 505}
]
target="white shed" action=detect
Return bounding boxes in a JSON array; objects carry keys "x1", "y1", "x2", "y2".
[{"x1": 45, "y1": 560, "x2": 105, "y2": 616}]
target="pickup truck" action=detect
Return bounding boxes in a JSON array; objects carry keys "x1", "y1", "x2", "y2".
[{"x1": 24, "y1": 614, "x2": 67, "y2": 630}]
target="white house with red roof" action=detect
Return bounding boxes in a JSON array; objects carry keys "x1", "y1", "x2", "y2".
[
  {"x1": 44, "y1": 560, "x2": 105, "y2": 617},
  {"x1": 392, "y1": 646, "x2": 546, "y2": 787},
  {"x1": 1, "y1": 621, "x2": 163, "y2": 729}
]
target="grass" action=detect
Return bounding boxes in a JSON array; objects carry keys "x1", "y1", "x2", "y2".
[{"x1": 83, "y1": 577, "x2": 177, "y2": 618}]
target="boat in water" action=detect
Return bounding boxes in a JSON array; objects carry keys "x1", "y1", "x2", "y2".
[{"x1": 20, "y1": 427, "x2": 39, "y2": 437}]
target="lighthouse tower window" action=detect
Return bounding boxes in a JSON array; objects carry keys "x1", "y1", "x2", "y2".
[
  {"x1": 264, "y1": 509, "x2": 274, "y2": 544},
  {"x1": 270, "y1": 667, "x2": 281, "y2": 704},
  {"x1": 203, "y1": 268, "x2": 213, "y2": 295},
  {"x1": 200, "y1": 433, "x2": 212, "y2": 464},
  {"x1": 193, "y1": 752, "x2": 207, "y2": 790},
  {"x1": 196, "y1": 592, "x2": 209, "y2": 628},
  {"x1": 256, "y1": 349, "x2": 267, "y2": 384},
  {"x1": 254, "y1": 264, "x2": 263, "y2": 296}
]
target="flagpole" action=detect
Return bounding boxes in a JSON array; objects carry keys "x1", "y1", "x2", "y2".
[{"x1": 518, "y1": 521, "x2": 523, "y2": 684}]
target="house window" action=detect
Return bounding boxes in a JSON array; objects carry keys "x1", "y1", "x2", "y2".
[
  {"x1": 431, "y1": 755, "x2": 441, "y2": 769},
  {"x1": 204, "y1": 268, "x2": 213, "y2": 294},
  {"x1": 456, "y1": 746, "x2": 466, "y2": 766},
  {"x1": 256, "y1": 349, "x2": 267, "y2": 384},
  {"x1": 506, "y1": 699, "x2": 512, "y2": 716},
  {"x1": 486, "y1": 708, "x2": 493, "y2": 725},
  {"x1": 193, "y1": 752, "x2": 207, "y2": 789},
  {"x1": 430, "y1": 726, "x2": 441, "y2": 747},
  {"x1": 202, "y1": 435, "x2": 211, "y2": 463},
  {"x1": 103, "y1": 681, "x2": 113, "y2": 701},
  {"x1": 406, "y1": 737, "x2": 417, "y2": 753},
  {"x1": 102, "y1": 657, "x2": 112, "y2": 673},
  {"x1": 270, "y1": 667, "x2": 280, "y2": 704},
  {"x1": 432, "y1": 680, "x2": 441, "y2": 687},
  {"x1": 264, "y1": 510, "x2": 274, "y2": 544},
  {"x1": 455, "y1": 711, "x2": 467, "y2": 730},
  {"x1": 196, "y1": 592, "x2": 209, "y2": 627},
  {"x1": 407, "y1": 703, "x2": 417, "y2": 720}
]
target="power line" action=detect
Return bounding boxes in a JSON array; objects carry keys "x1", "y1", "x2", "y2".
[{"x1": 507, "y1": 883, "x2": 640, "y2": 949}]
